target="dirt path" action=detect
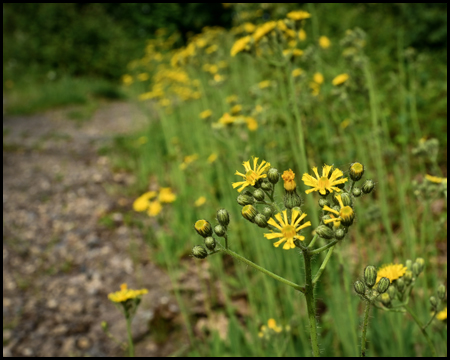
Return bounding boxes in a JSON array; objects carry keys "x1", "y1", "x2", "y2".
[{"x1": 3, "y1": 102, "x2": 185, "y2": 356}]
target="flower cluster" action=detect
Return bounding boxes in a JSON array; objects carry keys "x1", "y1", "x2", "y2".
[{"x1": 133, "y1": 187, "x2": 176, "y2": 217}]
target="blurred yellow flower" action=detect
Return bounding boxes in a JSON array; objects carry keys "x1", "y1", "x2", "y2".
[
  {"x1": 133, "y1": 191, "x2": 157, "y2": 212},
  {"x1": 309, "y1": 82, "x2": 320, "y2": 96},
  {"x1": 288, "y1": 40, "x2": 298, "y2": 48},
  {"x1": 147, "y1": 201, "x2": 162, "y2": 216},
  {"x1": 231, "y1": 104, "x2": 242, "y2": 115},
  {"x1": 195, "y1": 196, "x2": 207, "y2": 207},
  {"x1": 137, "y1": 73, "x2": 149, "y2": 81},
  {"x1": 159, "y1": 187, "x2": 177, "y2": 203},
  {"x1": 267, "y1": 318, "x2": 283, "y2": 333},
  {"x1": 207, "y1": 152, "x2": 218, "y2": 164},
  {"x1": 231, "y1": 35, "x2": 251, "y2": 56},
  {"x1": 180, "y1": 154, "x2": 199, "y2": 170},
  {"x1": 376, "y1": 264, "x2": 407, "y2": 284},
  {"x1": 159, "y1": 98, "x2": 171, "y2": 107},
  {"x1": 218, "y1": 60, "x2": 228, "y2": 68},
  {"x1": 319, "y1": 36, "x2": 331, "y2": 49},
  {"x1": 425, "y1": 174, "x2": 447, "y2": 184},
  {"x1": 254, "y1": 104, "x2": 263, "y2": 113},
  {"x1": 292, "y1": 68, "x2": 303, "y2": 78},
  {"x1": 258, "y1": 80, "x2": 271, "y2": 89},
  {"x1": 218, "y1": 112, "x2": 236, "y2": 125},
  {"x1": 122, "y1": 74, "x2": 133, "y2": 86},
  {"x1": 436, "y1": 307, "x2": 447, "y2": 321},
  {"x1": 313, "y1": 72, "x2": 324, "y2": 84},
  {"x1": 226, "y1": 95, "x2": 238, "y2": 103},
  {"x1": 253, "y1": 21, "x2": 277, "y2": 42},
  {"x1": 206, "y1": 44, "x2": 218, "y2": 54},
  {"x1": 200, "y1": 109, "x2": 212, "y2": 119},
  {"x1": 299, "y1": 29, "x2": 307, "y2": 41},
  {"x1": 340, "y1": 119, "x2": 351, "y2": 129},
  {"x1": 332, "y1": 73, "x2": 349, "y2": 86},
  {"x1": 246, "y1": 117, "x2": 258, "y2": 131},
  {"x1": 108, "y1": 283, "x2": 148, "y2": 303},
  {"x1": 287, "y1": 10, "x2": 311, "y2": 21},
  {"x1": 292, "y1": 49, "x2": 304, "y2": 57},
  {"x1": 214, "y1": 74, "x2": 223, "y2": 82},
  {"x1": 243, "y1": 22, "x2": 256, "y2": 33}
]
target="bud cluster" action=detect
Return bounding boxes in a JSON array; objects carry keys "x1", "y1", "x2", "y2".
[{"x1": 354, "y1": 265, "x2": 390, "y2": 302}]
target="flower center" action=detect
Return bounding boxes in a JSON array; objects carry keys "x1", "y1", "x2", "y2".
[
  {"x1": 245, "y1": 170, "x2": 258, "y2": 184},
  {"x1": 351, "y1": 163, "x2": 364, "y2": 174},
  {"x1": 317, "y1": 176, "x2": 330, "y2": 190},
  {"x1": 340, "y1": 206, "x2": 354, "y2": 221},
  {"x1": 282, "y1": 224, "x2": 296, "y2": 238}
]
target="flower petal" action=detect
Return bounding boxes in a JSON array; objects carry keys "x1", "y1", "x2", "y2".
[{"x1": 264, "y1": 232, "x2": 284, "y2": 239}]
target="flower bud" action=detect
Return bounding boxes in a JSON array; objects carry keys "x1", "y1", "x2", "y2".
[
  {"x1": 192, "y1": 245, "x2": 208, "y2": 259},
  {"x1": 242, "y1": 205, "x2": 258, "y2": 222},
  {"x1": 253, "y1": 189, "x2": 265, "y2": 201},
  {"x1": 339, "y1": 206, "x2": 355, "y2": 227},
  {"x1": 335, "y1": 228, "x2": 346, "y2": 240},
  {"x1": 354, "y1": 280, "x2": 366, "y2": 295},
  {"x1": 284, "y1": 191, "x2": 302, "y2": 209},
  {"x1": 204, "y1": 237, "x2": 216, "y2": 251},
  {"x1": 333, "y1": 192, "x2": 352, "y2": 207},
  {"x1": 318, "y1": 198, "x2": 330, "y2": 208},
  {"x1": 195, "y1": 220, "x2": 213, "y2": 238},
  {"x1": 415, "y1": 258, "x2": 425, "y2": 272},
  {"x1": 216, "y1": 209, "x2": 230, "y2": 227},
  {"x1": 214, "y1": 224, "x2": 226, "y2": 237},
  {"x1": 237, "y1": 194, "x2": 255, "y2": 206},
  {"x1": 352, "y1": 187, "x2": 362, "y2": 197},
  {"x1": 261, "y1": 206, "x2": 273, "y2": 219},
  {"x1": 268, "y1": 168, "x2": 280, "y2": 184},
  {"x1": 282, "y1": 169, "x2": 296, "y2": 192},
  {"x1": 261, "y1": 181, "x2": 272, "y2": 191},
  {"x1": 437, "y1": 284, "x2": 446, "y2": 300},
  {"x1": 396, "y1": 278, "x2": 405, "y2": 293},
  {"x1": 362, "y1": 179, "x2": 375, "y2": 194},
  {"x1": 315, "y1": 225, "x2": 335, "y2": 240},
  {"x1": 405, "y1": 259, "x2": 413, "y2": 270},
  {"x1": 404, "y1": 270, "x2": 413, "y2": 285},
  {"x1": 387, "y1": 285, "x2": 397, "y2": 300},
  {"x1": 412, "y1": 262, "x2": 422, "y2": 277},
  {"x1": 349, "y1": 162, "x2": 364, "y2": 181},
  {"x1": 429, "y1": 296, "x2": 438, "y2": 308},
  {"x1": 254, "y1": 214, "x2": 268, "y2": 228},
  {"x1": 380, "y1": 293, "x2": 391, "y2": 307},
  {"x1": 364, "y1": 266, "x2": 377, "y2": 288},
  {"x1": 377, "y1": 277, "x2": 390, "y2": 294}
]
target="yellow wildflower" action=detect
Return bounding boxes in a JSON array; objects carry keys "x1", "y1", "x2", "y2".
[
  {"x1": 253, "y1": 21, "x2": 277, "y2": 42},
  {"x1": 195, "y1": 196, "x2": 207, "y2": 207},
  {"x1": 376, "y1": 264, "x2": 407, "y2": 284},
  {"x1": 299, "y1": 29, "x2": 307, "y2": 41},
  {"x1": 292, "y1": 68, "x2": 303, "y2": 77},
  {"x1": 282, "y1": 169, "x2": 296, "y2": 191},
  {"x1": 108, "y1": 283, "x2": 148, "y2": 303},
  {"x1": 277, "y1": 20, "x2": 288, "y2": 31},
  {"x1": 147, "y1": 201, "x2": 162, "y2": 217},
  {"x1": 180, "y1": 154, "x2": 199, "y2": 170},
  {"x1": 313, "y1": 72, "x2": 324, "y2": 84},
  {"x1": 302, "y1": 164, "x2": 348, "y2": 195},
  {"x1": 122, "y1": 74, "x2": 133, "y2": 86},
  {"x1": 133, "y1": 191, "x2": 157, "y2": 212},
  {"x1": 436, "y1": 307, "x2": 447, "y2": 321},
  {"x1": 319, "y1": 36, "x2": 331, "y2": 49},
  {"x1": 254, "y1": 104, "x2": 263, "y2": 114},
  {"x1": 218, "y1": 112, "x2": 236, "y2": 125},
  {"x1": 159, "y1": 98, "x2": 171, "y2": 107},
  {"x1": 207, "y1": 153, "x2": 218, "y2": 164},
  {"x1": 332, "y1": 73, "x2": 349, "y2": 86},
  {"x1": 158, "y1": 187, "x2": 176, "y2": 203},
  {"x1": 287, "y1": 10, "x2": 311, "y2": 21},
  {"x1": 264, "y1": 209, "x2": 312, "y2": 249},
  {"x1": 243, "y1": 22, "x2": 256, "y2": 33},
  {"x1": 200, "y1": 109, "x2": 212, "y2": 119},
  {"x1": 292, "y1": 49, "x2": 304, "y2": 57},
  {"x1": 208, "y1": 64, "x2": 219, "y2": 74},
  {"x1": 310, "y1": 82, "x2": 320, "y2": 96},
  {"x1": 425, "y1": 174, "x2": 447, "y2": 184},
  {"x1": 214, "y1": 74, "x2": 223, "y2": 82},
  {"x1": 231, "y1": 35, "x2": 251, "y2": 57},
  {"x1": 137, "y1": 73, "x2": 149, "y2": 81},
  {"x1": 258, "y1": 80, "x2": 271, "y2": 89},
  {"x1": 206, "y1": 44, "x2": 218, "y2": 54},
  {"x1": 322, "y1": 195, "x2": 355, "y2": 227},
  {"x1": 267, "y1": 319, "x2": 283, "y2": 333},
  {"x1": 230, "y1": 104, "x2": 242, "y2": 115},
  {"x1": 245, "y1": 117, "x2": 258, "y2": 131},
  {"x1": 232, "y1": 157, "x2": 271, "y2": 192}
]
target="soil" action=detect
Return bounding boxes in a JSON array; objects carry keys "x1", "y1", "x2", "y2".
[{"x1": 3, "y1": 102, "x2": 189, "y2": 356}]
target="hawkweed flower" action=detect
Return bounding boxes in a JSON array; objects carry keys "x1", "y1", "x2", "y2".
[
  {"x1": 147, "y1": 201, "x2": 162, "y2": 217},
  {"x1": 322, "y1": 194, "x2": 355, "y2": 226},
  {"x1": 282, "y1": 169, "x2": 297, "y2": 191},
  {"x1": 245, "y1": 117, "x2": 258, "y2": 131},
  {"x1": 108, "y1": 283, "x2": 148, "y2": 304},
  {"x1": 133, "y1": 191, "x2": 157, "y2": 212},
  {"x1": 264, "y1": 209, "x2": 311, "y2": 250},
  {"x1": 313, "y1": 72, "x2": 324, "y2": 85},
  {"x1": 253, "y1": 21, "x2": 277, "y2": 42},
  {"x1": 200, "y1": 109, "x2": 212, "y2": 119},
  {"x1": 436, "y1": 307, "x2": 447, "y2": 321},
  {"x1": 302, "y1": 164, "x2": 348, "y2": 195},
  {"x1": 376, "y1": 264, "x2": 408, "y2": 284},
  {"x1": 319, "y1": 36, "x2": 331, "y2": 49},
  {"x1": 349, "y1": 162, "x2": 365, "y2": 181},
  {"x1": 231, "y1": 36, "x2": 252, "y2": 56},
  {"x1": 232, "y1": 157, "x2": 271, "y2": 192},
  {"x1": 258, "y1": 80, "x2": 271, "y2": 89},
  {"x1": 207, "y1": 153, "x2": 218, "y2": 164},
  {"x1": 292, "y1": 68, "x2": 303, "y2": 78},
  {"x1": 195, "y1": 196, "x2": 207, "y2": 207},
  {"x1": 287, "y1": 10, "x2": 311, "y2": 21},
  {"x1": 159, "y1": 187, "x2": 177, "y2": 203},
  {"x1": 332, "y1": 73, "x2": 349, "y2": 86},
  {"x1": 299, "y1": 29, "x2": 307, "y2": 41}
]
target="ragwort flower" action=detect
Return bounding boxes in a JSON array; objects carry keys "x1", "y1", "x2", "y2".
[
  {"x1": 376, "y1": 264, "x2": 408, "y2": 284},
  {"x1": 264, "y1": 209, "x2": 311, "y2": 250},
  {"x1": 302, "y1": 164, "x2": 348, "y2": 195},
  {"x1": 322, "y1": 194, "x2": 354, "y2": 227},
  {"x1": 232, "y1": 157, "x2": 271, "y2": 192}
]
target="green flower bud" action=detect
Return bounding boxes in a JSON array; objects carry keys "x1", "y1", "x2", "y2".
[
  {"x1": 387, "y1": 285, "x2": 397, "y2": 300},
  {"x1": 241, "y1": 190, "x2": 253, "y2": 197},
  {"x1": 335, "y1": 228, "x2": 346, "y2": 240},
  {"x1": 284, "y1": 191, "x2": 302, "y2": 209},
  {"x1": 437, "y1": 284, "x2": 446, "y2": 300},
  {"x1": 333, "y1": 192, "x2": 352, "y2": 207},
  {"x1": 194, "y1": 220, "x2": 213, "y2": 238},
  {"x1": 216, "y1": 209, "x2": 230, "y2": 227},
  {"x1": 339, "y1": 206, "x2": 355, "y2": 227},
  {"x1": 261, "y1": 181, "x2": 273, "y2": 191},
  {"x1": 412, "y1": 262, "x2": 421, "y2": 277},
  {"x1": 404, "y1": 270, "x2": 413, "y2": 285},
  {"x1": 405, "y1": 259, "x2": 413, "y2": 270},
  {"x1": 377, "y1": 277, "x2": 390, "y2": 294},
  {"x1": 415, "y1": 258, "x2": 425, "y2": 272},
  {"x1": 315, "y1": 225, "x2": 335, "y2": 240},
  {"x1": 354, "y1": 280, "x2": 366, "y2": 295},
  {"x1": 352, "y1": 187, "x2": 362, "y2": 197},
  {"x1": 429, "y1": 296, "x2": 438, "y2": 308},
  {"x1": 192, "y1": 245, "x2": 208, "y2": 259},
  {"x1": 349, "y1": 162, "x2": 365, "y2": 181},
  {"x1": 318, "y1": 198, "x2": 330, "y2": 208},
  {"x1": 237, "y1": 194, "x2": 255, "y2": 206},
  {"x1": 261, "y1": 206, "x2": 273, "y2": 219},
  {"x1": 396, "y1": 278, "x2": 405, "y2": 293},
  {"x1": 253, "y1": 189, "x2": 265, "y2": 201},
  {"x1": 332, "y1": 205, "x2": 341, "y2": 213},
  {"x1": 268, "y1": 168, "x2": 280, "y2": 184},
  {"x1": 364, "y1": 266, "x2": 377, "y2": 288},
  {"x1": 242, "y1": 205, "x2": 258, "y2": 222},
  {"x1": 214, "y1": 224, "x2": 226, "y2": 237},
  {"x1": 362, "y1": 179, "x2": 375, "y2": 194},
  {"x1": 380, "y1": 293, "x2": 391, "y2": 307},
  {"x1": 204, "y1": 237, "x2": 216, "y2": 251},
  {"x1": 254, "y1": 214, "x2": 268, "y2": 228}
]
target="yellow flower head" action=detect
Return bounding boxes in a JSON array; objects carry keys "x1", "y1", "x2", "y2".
[
  {"x1": 436, "y1": 307, "x2": 447, "y2": 321},
  {"x1": 292, "y1": 68, "x2": 303, "y2": 78},
  {"x1": 332, "y1": 73, "x2": 349, "y2": 86},
  {"x1": 245, "y1": 117, "x2": 258, "y2": 131},
  {"x1": 267, "y1": 319, "x2": 283, "y2": 333},
  {"x1": 298, "y1": 29, "x2": 307, "y2": 41},
  {"x1": 425, "y1": 174, "x2": 447, "y2": 184},
  {"x1": 287, "y1": 10, "x2": 311, "y2": 21},
  {"x1": 282, "y1": 169, "x2": 296, "y2": 192},
  {"x1": 319, "y1": 36, "x2": 331, "y2": 49},
  {"x1": 231, "y1": 35, "x2": 252, "y2": 57},
  {"x1": 200, "y1": 109, "x2": 212, "y2": 119},
  {"x1": 232, "y1": 157, "x2": 271, "y2": 192},
  {"x1": 133, "y1": 191, "x2": 157, "y2": 212},
  {"x1": 322, "y1": 195, "x2": 355, "y2": 227},
  {"x1": 218, "y1": 112, "x2": 236, "y2": 125},
  {"x1": 253, "y1": 21, "x2": 277, "y2": 42},
  {"x1": 159, "y1": 187, "x2": 176, "y2": 203},
  {"x1": 122, "y1": 74, "x2": 133, "y2": 86},
  {"x1": 302, "y1": 164, "x2": 348, "y2": 195},
  {"x1": 147, "y1": 201, "x2": 162, "y2": 217},
  {"x1": 195, "y1": 196, "x2": 207, "y2": 207},
  {"x1": 243, "y1": 22, "x2": 256, "y2": 33},
  {"x1": 313, "y1": 72, "x2": 324, "y2": 84},
  {"x1": 258, "y1": 80, "x2": 271, "y2": 89},
  {"x1": 231, "y1": 104, "x2": 242, "y2": 115},
  {"x1": 207, "y1": 152, "x2": 218, "y2": 164},
  {"x1": 137, "y1": 73, "x2": 149, "y2": 81},
  {"x1": 108, "y1": 283, "x2": 148, "y2": 303},
  {"x1": 264, "y1": 209, "x2": 311, "y2": 250},
  {"x1": 376, "y1": 264, "x2": 408, "y2": 284}
]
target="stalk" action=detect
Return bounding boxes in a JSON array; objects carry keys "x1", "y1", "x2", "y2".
[
  {"x1": 125, "y1": 317, "x2": 134, "y2": 357},
  {"x1": 360, "y1": 301, "x2": 371, "y2": 357},
  {"x1": 403, "y1": 304, "x2": 437, "y2": 357}
]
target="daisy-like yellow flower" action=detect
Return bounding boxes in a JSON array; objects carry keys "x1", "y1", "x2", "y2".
[
  {"x1": 207, "y1": 152, "x2": 218, "y2": 164},
  {"x1": 299, "y1": 29, "x2": 307, "y2": 41},
  {"x1": 108, "y1": 283, "x2": 148, "y2": 303},
  {"x1": 425, "y1": 174, "x2": 447, "y2": 184},
  {"x1": 253, "y1": 21, "x2": 277, "y2": 42},
  {"x1": 322, "y1": 194, "x2": 355, "y2": 227},
  {"x1": 319, "y1": 36, "x2": 331, "y2": 49},
  {"x1": 287, "y1": 10, "x2": 311, "y2": 21},
  {"x1": 313, "y1": 72, "x2": 324, "y2": 84},
  {"x1": 376, "y1": 264, "x2": 408, "y2": 284},
  {"x1": 218, "y1": 112, "x2": 236, "y2": 125},
  {"x1": 267, "y1": 318, "x2": 283, "y2": 333},
  {"x1": 159, "y1": 187, "x2": 176, "y2": 203},
  {"x1": 258, "y1": 80, "x2": 271, "y2": 89},
  {"x1": 133, "y1": 191, "x2": 157, "y2": 212},
  {"x1": 245, "y1": 117, "x2": 258, "y2": 131},
  {"x1": 232, "y1": 157, "x2": 271, "y2": 192},
  {"x1": 195, "y1": 196, "x2": 207, "y2": 207},
  {"x1": 200, "y1": 109, "x2": 212, "y2": 119},
  {"x1": 264, "y1": 209, "x2": 311, "y2": 249},
  {"x1": 282, "y1": 169, "x2": 296, "y2": 191},
  {"x1": 302, "y1": 164, "x2": 348, "y2": 195},
  {"x1": 147, "y1": 201, "x2": 162, "y2": 217},
  {"x1": 436, "y1": 307, "x2": 447, "y2": 321},
  {"x1": 332, "y1": 73, "x2": 349, "y2": 86},
  {"x1": 292, "y1": 68, "x2": 303, "y2": 77},
  {"x1": 230, "y1": 104, "x2": 242, "y2": 115},
  {"x1": 231, "y1": 35, "x2": 252, "y2": 57}
]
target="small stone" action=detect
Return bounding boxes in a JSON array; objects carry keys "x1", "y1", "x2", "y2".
[{"x1": 77, "y1": 336, "x2": 91, "y2": 350}]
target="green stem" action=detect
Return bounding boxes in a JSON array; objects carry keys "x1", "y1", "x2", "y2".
[
  {"x1": 126, "y1": 317, "x2": 134, "y2": 357},
  {"x1": 307, "y1": 234, "x2": 320, "y2": 249},
  {"x1": 218, "y1": 244, "x2": 305, "y2": 293},
  {"x1": 422, "y1": 312, "x2": 437, "y2": 331},
  {"x1": 360, "y1": 301, "x2": 371, "y2": 357},
  {"x1": 403, "y1": 304, "x2": 437, "y2": 357},
  {"x1": 312, "y1": 246, "x2": 335, "y2": 285},
  {"x1": 302, "y1": 249, "x2": 320, "y2": 357},
  {"x1": 224, "y1": 234, "x2": 229, "y2": 249},
  {"x1": 309, "y1": 239, "x2": 339, "y2": 255}
]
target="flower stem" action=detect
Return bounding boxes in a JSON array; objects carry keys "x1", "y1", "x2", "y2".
[
  {"x1": 360, "y1": 300, "x2": 371, "y2": 357},
  {"x1": 307, "y1": 234, "x2": 320, "y2": 249},
  {"x1": 125, "y1": 317, "x2": 134, "y2": 357},
  {"x1": 403, "y1": 304, "x2": 437, "y2": 357},
  {"x1": 218, "y1": 244, "x2": 305, "y2": 293},
  {"x1": 312, "y1": 246, "x2": 336, "y2": 286},
  {"x1": 302, "y1": 249, "x2": 321, "y2": 357},
  {"x1": 309, "y1": 239, "x2": 339, "y2": 255}
]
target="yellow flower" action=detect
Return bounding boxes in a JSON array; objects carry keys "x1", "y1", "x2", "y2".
[
  {"x1": 133, "y1": 191, "x2": 157, "y2": 212},
  {"x1": 232, "y1": 157, "x2": 271, "y2": 192},
  {"x1": 159, "y1": 187, "x2": 176, "y2": 203},
  {"x1": 195, "y1": 196, "x2": 207, "y2": 207},
  {"x1": 264, "y1": 209, "x2": 311, "y2": 249},
  {"x1": 292, "y1": 68, "x2": 303, "y2": 77},
  {"x1": 282, "y1": 169, "x2": 296, "y2": 191},
  {"x1": 322, "y1": 195, "x2": 355, "y2": 227},
  {"x1": 258, "y1": 80, "x2": 271, "y2": 89},
  {"x1": 253, "y1": 21, "x2": 277, "y2": 42},
  {"x1": 310, "y1": 82, "x2": 320, "y2": 96},
  {"x1": 332, "y1": 73, "x2": 349, "y2": 86},
  {"x1": 205, "y1": 44, "x2": 218, "y2": 54},
  {"x1": 214, "y1": 74, "x2": 223, "y2": 82},
  {"x1": 436, "y1": 307, "x2": 447, "y2": 321},
  {"x1": 287, "y1": 10, "x2": 311, "y2": 21},
  {"x1": 108, "y1": 283, "x2": 148, "y2": 303},
  {"x1": 277, "y1": 20, "x2": 288, "y2": 31},
  {"x1": 292, "y1": 49, "x2": 304, "y2": 57},
  {"x1": 180, "y1": 154, "x2": 199, "y2": 170},
  {"x1": 122, "y1": 74, "x2": 133, "y2": 86},
  {"x1": 208, "y1": 64, "x2": 219, "y2": 74},
  {"x1": 245, "y1": 117, "x2": 258, "y2": 131},
  {"x1": 200, "y1": 109, "x2": 212, "y2": 119},
  {"x1": 302, "y1": 164, "x2": 348, "y2": 195},
  {"x1": 207, "y1": 153, "x2": 218, "y2": 163},
  {"x1": 137, "y1": 73, "x2": 149, "y2": 81},
  {"x1": 231, "y1": 35, "x2": 251, "y2": 56},
  {"x1": 147, "y1": 201, "x2": 162, "y2": 217},
  {"x1": 243, "y1": 22, "x2": 256, "y2": 33},
  {"x1": 298, "y1": 29, "x2": 307, "y2": 41},
  {"x1": 226, "y1": 95, "x2": 238, "y2": 104},
  {"x1": 376, "y1": 264, "x2": 408, "y2": 284},
  {"x1": 267, "y1": 319, "x2": 283, "y2": 333},
  {"x1": 425, "y1": 174, "x2": 447, "y2": 184},
  {"x1": 230, "y1": 104, "x2": 242, "y2": 115},
  {"x1": 218, "y1": 112, "x2": 236, "y2": 125},
  {"x1": 313, "y1": 72, "x2": 324, "y2": 84},
  {"x1": 319, "y1": 36, "x2": 331, "y2": 49}
]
